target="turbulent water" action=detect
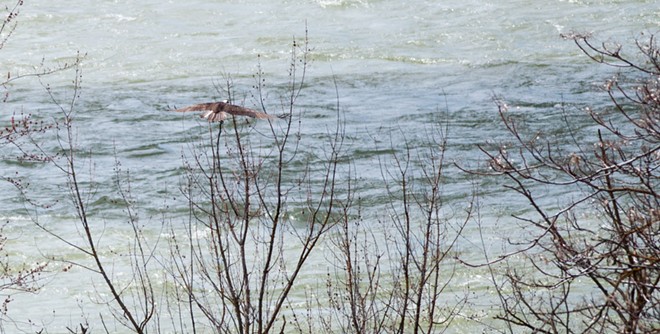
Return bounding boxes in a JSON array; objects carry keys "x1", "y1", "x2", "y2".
[{"x1": 1, "y1": 0, "x2": 657, "y2": 332}]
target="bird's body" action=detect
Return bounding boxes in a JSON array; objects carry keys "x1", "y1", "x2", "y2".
[{"x1": 174, "y1": 101, "x2": 277, "y2": 123}]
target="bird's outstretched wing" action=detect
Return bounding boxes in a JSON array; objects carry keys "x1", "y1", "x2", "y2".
[
  {"x1": 174, "y1": 102, "x2": 219, "y2": 113},
  {"x1": 220, "y1": 103, "x2": 275, "y2": 120}
]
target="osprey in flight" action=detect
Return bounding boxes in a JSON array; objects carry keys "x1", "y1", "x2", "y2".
[{"x1": 174, "y1": 101, "x2": 281, "y2": 123}]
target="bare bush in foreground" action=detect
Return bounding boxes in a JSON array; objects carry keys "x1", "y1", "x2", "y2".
[
  {"x1": 1, "y1": 1, "x2": 82, "y2": 329},
  {"x1": 164, "y1": 31, "x2": 353, "y2": 333},
  {"x1": 311, "y1": 112, "x2": 472, "y2": 334},
  {"x1": 475, "y1": 32, "x2": 659, "y2": 333}
]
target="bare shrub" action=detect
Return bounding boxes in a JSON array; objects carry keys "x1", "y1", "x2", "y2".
[
  {"x1": 164, "y1": 31, "x2": 354, "y2": 333},
  {"x1": 307, "y1": 110, "x2": 473, "y2": 333},
  {"x1": 1, "y1": 1, "x2": 82, "y2": 327},
  {"x1": 474, "y1": 32, "x2": 659, "y2": 333},
  {"x1": 32, "y1": 65, "x2": 157, "y2": 334}
]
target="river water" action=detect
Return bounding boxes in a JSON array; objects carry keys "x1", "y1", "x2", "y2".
[{"x1": 1, "y1": 0, "x2": 657, "y2": 332}]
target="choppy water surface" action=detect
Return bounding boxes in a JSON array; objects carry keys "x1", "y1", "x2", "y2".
[{"x1": 1, "y1": 0, "x2": 657, "y2": 332}]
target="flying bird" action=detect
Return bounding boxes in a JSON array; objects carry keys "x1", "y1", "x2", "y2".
[
  {"x1": 174, "y1": 101, "x2": 281, "y2": 123},
  {"x1": 173, "y1": 100, "x2": 287, "y2": 157}
]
